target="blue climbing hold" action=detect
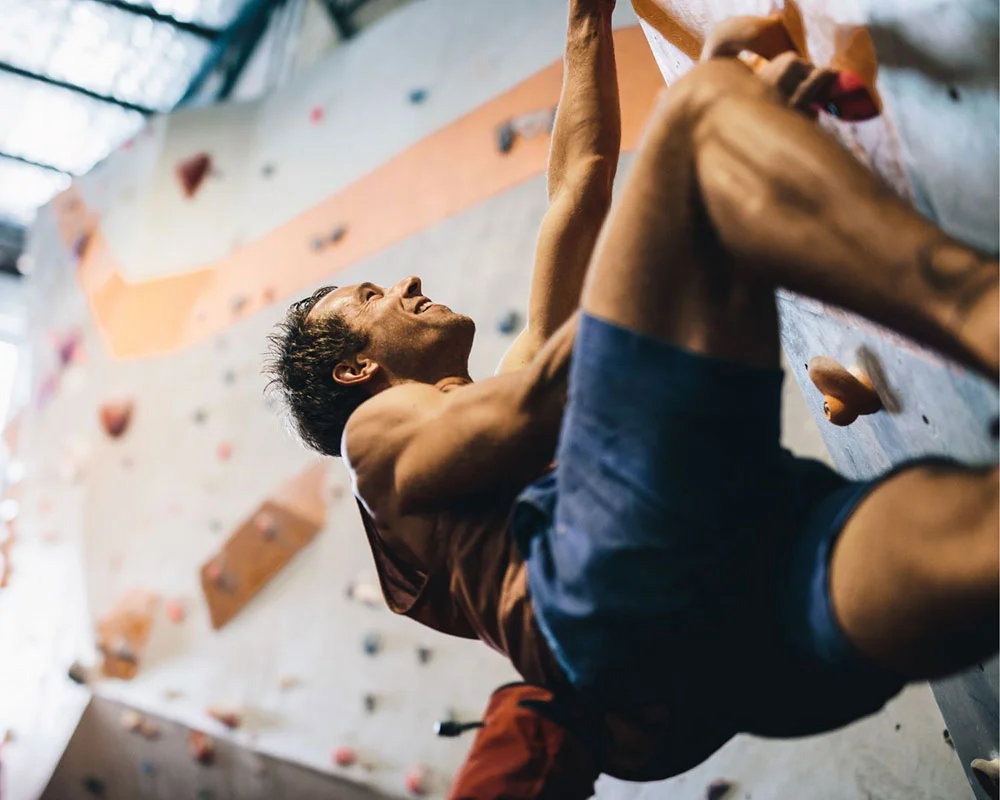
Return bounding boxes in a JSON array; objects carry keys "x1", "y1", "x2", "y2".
[
  {"x1": 141, "y1": 761, "x2": 155, "y2": 776},
  {"x1": 497, "y1": 310, "x2": 521, "y2": 335},
  {"x1": 362, "y1": 632, "x2": 382, "y2": 656},
  {"x1": 82, "y1": 775, "x2": 105, "y2": 795},
  {"x1": 409, "y1": 88, "x2": 428, "y2": 105}
]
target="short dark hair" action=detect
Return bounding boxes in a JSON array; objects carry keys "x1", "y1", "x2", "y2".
[{"x1": 265, "y1": 286, "x2": 370, "y2": 457}]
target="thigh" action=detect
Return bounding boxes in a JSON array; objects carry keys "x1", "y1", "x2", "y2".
[
  {"x1": 829, "y1": 460, "x2": 999, "y2": 677},
  {"x1": 581, "y1": 60, "x2": 780, "y2": 371}
]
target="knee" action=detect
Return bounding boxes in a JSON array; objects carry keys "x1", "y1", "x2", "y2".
[{"x1": 651, "y1": 59, "x2": 762, "y2": 131}]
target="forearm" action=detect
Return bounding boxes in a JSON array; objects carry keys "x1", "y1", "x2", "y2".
[{"x1": 548, "y1": 0, "x2": 621, "y2": 201}]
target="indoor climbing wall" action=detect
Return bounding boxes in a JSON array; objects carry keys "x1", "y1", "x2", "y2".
[
  {"x1": 634, "y1": 1, "x2": 999, "y2": 799},
  {"x1": 0, "y1": 2, "x2": 988, "y2": 800}
]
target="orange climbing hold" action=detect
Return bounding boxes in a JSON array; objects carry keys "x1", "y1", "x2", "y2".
[
  {"x1": 807, "y1": 356, "x2": 882, "y2": 426},
  {"x1": 99, "y1": 399, "x2": 134, "y2": 438},
  {"x1": 176, "y1": 152, "x2": 212, "y2": 198},
  {"x1": 207, "y1": 706, "x2": 242, "y2": 729}
]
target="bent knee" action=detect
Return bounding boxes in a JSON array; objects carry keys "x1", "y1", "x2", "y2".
[{"x1": 651, "y1": 59, "x2": 766, "y2": 129}]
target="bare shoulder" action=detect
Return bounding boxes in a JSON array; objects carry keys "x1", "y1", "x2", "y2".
[{"x1": 342, "y1": 383, "x2": 445, "y2": 511}]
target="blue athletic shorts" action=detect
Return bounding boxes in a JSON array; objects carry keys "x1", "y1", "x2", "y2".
[{"x1": 513, "y1": 312, "x2": 912, "y2": 737}]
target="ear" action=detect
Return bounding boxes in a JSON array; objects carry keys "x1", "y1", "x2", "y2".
[{"x1": 333, "y1": 355, "x2": 380, "y2": 387}]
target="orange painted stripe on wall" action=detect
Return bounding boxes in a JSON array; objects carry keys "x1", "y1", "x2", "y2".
[{"x1": 71, "y1": 26, "x2": 664, "y2": 360}]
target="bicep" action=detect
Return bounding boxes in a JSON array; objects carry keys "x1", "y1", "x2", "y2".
[{"x1": 496, "y1": 329, "x2": 545, "y2": 375}]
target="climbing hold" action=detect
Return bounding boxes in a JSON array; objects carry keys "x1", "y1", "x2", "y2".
[
  {"x1": 254, "y1": 512, "x2": 279, "y2": 541},
  {"x1": 309, "y1": 106, "x2": 325, "y2": 125},
  {"x1": 196, "y1": 789, "x2": 214, "y2": 800},
  {"x1": 329, "y1": 225, "x2": 347, "y2": 244},
  {"x1": 73, "y1": 232, "x2": 92, "y2": 259},
  {"x1": 163, "y1": 688, "x2": 182, "y2": 701},
  {"x1": 217, "y1": 441, "x2": 233, "y2": 461},
  {"x1": 207, "y1": 705, "x2": 242, "y2": 730},
  {"x1": 82, "y1": 775, "x2": 105, "y2": 795},
  {"x1": 192, "y1": 408, "x2": 208, "y2": 425},
  {"x1": 363, "y1": 693, "x2": 377, "y2": 713},
  {"x1": 99, "y1": 399, "x2": 134, "y2": 438},
  {"x1": 810, "y1": 70, "x2": 879, "y2": 122},
  {"x1": 706, "y1": 778, "x2": 735, "y2": 800},
  {"x1": 176, "y1": 152, "x2": 212, "y2": 198},
  {"x1": 138, "y1": 719, "x2": 160, "y2": 740},
  {"x1": 2, "y1": 729, "x2": 13, "y2": 745},
  {"x1": 971, "y1": 757, "x2": 1000, "y2": 790},
  {"x1": 166, "y1": 599, "x2": 186, "y2": 624},
  {"x1": 333, "y1": 746, "x2": 358, "y2": 767},
  {"x1": 943, "y1": 728, "x2": 954, "y2": 749},
  {"x1": 121, "y1": 709, "x2": 144, "y2": 733},
  {"x1": 206, "y1": 564, "x2": 226, "y2": 589},
  {"x1": 68, "y1": 661, "x2": 89, "y2": 685},
  {"x1": 497, "y1": 310, "x2": 521, "y2": 335},
  {"x1": 416, "y1": 646, "x2": 432, "y2": 665},
  {"x1": 806, "y1": 356, "x2": 881, "y2": 426},
  {"x1": 188, "y1": 731, "x2": 215, "y2": 765},
  {"x1": 262, "y1": 287, "x2": 276, "y2": 304},
  {"x1": 405, "y1": 765, "x2": 429, "y2": 796},
  {"x1": 310, "y1": 237, "x2": 326, "y2": 252},
  {"x1": 231, "y1": 295, "x2": 249, "y2": 316},
  {"x1": 362, "y1": 632, "x2": 382, "y2": 656},
  {"x1": 140, "y1": 761, "x2": 155, "y2": 777},
  {"x1": 409, "y1": 88, "x2": 428, "y2": 104},
  {"x1": 496, "y1": 121, "x2": 515, "y2": 154},
  {"x1": 223, "y1": 369, "x2": 237, "y2": 385},
  {"x1": 261, "y1": 163, "x2": 276, "y2": 178},
  {"x1": 279, "y1": 675, "x2": 299, "y2": 690}
]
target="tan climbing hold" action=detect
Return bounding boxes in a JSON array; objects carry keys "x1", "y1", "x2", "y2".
[
  {"x1": 121, "y1": 709, "x2": 144, "y2": 733},
  {"x1": 972, "y1": 757, "x2": 1000, "y2": 783},
  {"x1": 207, "y1": 705, "x2": 242, "y2": 730},
  {"x1": 807, "y1": 356, "x2": 881, "y2": 426}
]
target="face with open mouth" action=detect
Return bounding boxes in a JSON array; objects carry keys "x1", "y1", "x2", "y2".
[{"x1": 309, "y1": 276, "x2": 476, "y2": 387}]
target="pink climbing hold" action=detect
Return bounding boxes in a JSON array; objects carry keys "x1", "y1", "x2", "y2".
[
  {"x1": 206, "y1": 564, "x2": 224, "y2": 586},
  {"x1": 333, "y1": 746, "x2": 357, "y2": 767},
  {"x1": 217, "y1": 442, "x2": 233, "y2": 461},
  {"x1": 254, "y1": 512, "x2": 278, "y2": 541},
  {"x1": 309, "y1": 106, "x2": 325, "y2": 125},
  {"x1": 405, "y1": 765, "x2": 429, "y2": 796},
  {"x1": 176, "y1": 152, "x2": 212, "y2": 198},
  {"x1": 166, "y1": 600, "x2": 186, "y2": 624},
  {"x1": 99, "y1": 399, "x2": 134, "y2": 438}
]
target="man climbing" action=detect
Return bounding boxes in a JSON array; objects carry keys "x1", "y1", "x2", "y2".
[{"x1": 267, "y1": 0, "x2": 999, "y2": 786}]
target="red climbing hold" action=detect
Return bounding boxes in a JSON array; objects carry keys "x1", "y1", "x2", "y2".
[
  {"x1": 188, "y1": 731, "x2": 215, "y2": 765},
  {"x1": 309, "y1": 106, "x2": 325, "y2": 125},
  {"x1": 166, "y1": 599, "x2": 186, "y2": 623},
  {"x1": 333, "y1": 746, "x2": 357, "y2": 767},
  {"x1": 176, "y1": 152, "x2": 212, "y2": 199},
  {"x1": 217, "y1": 442, "x2": 233, "y2": 461},
  {"x1": 812, "y1": 70, "x2": 879, "y2": 121},
  {"x1": 405, "y1": 765, "x2": 429, "y2": 795},
  {"x1": 99, "y1": 399, "x2": 134, "y2": 438}
]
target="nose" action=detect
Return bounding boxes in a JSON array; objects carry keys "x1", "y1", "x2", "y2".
[{"x1": 395, "y1": 276, "x2": 422, "y2": 297}]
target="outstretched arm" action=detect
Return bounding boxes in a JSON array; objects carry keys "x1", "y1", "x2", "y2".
[{"x1": 497, "y1": 0, "x2": 620, "y2": 374}]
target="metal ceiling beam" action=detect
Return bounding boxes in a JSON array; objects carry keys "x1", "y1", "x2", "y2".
[
  {"x1": 0, "y1": 151, "x2": 71, "y2": 175},
  {"x1": 318, "y1": 0, "x2": 357, "y2": 39},
  {"x1": 87, "y1": 0, "x2": 223, "y2": 39},
  {"x1": 0, "y1": 62, "x2": 155, "y2": 115},
  {"x1": 177, "y1": 0, "x2": 279, "y2": 107}
]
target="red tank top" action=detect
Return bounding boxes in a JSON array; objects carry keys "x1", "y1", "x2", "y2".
[{"x1": 355, "y1": 499, "x2": 566, "y2": 689}]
